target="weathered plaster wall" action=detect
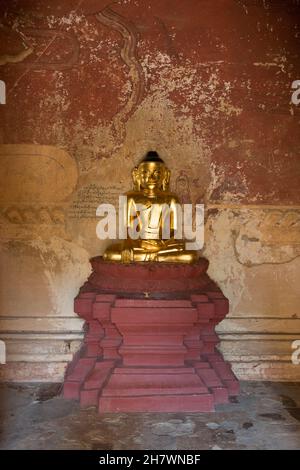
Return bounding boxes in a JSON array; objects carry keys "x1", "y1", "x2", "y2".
[{"x1": 0, "y1": 0, "x2": 299, "y2": 381}]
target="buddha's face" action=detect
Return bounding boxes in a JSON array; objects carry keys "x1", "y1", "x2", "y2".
[{"x1": 137, "y1": 162, "x2": 166, "y2": 191}]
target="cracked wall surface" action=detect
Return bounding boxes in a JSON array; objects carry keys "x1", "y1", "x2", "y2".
[{"x1": 0, "y1": 0, "x2": 300, "y2": 381}]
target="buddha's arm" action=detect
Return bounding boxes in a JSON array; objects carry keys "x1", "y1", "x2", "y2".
[{"x1": 126, "y1": 195, "x2": 142, "y2": 242}]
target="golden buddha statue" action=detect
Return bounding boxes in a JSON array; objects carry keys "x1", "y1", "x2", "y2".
[{"x1": 103, "y1": 151, "x2": 198, "y2": 264}]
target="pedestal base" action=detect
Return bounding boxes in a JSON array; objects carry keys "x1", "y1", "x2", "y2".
[{"x1": 63, "y1": 258, "x2": 239, "y2": 412}]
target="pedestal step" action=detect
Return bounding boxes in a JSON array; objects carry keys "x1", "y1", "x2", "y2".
[
  {"x1": 80, "y1": 360, "x2": 115, "y2": 407},
  {"x1": 63, "y1": 357, "x2": 96, "y2": 400},
  {"x1": 120, "y1": 345, "x2": 187, "y2": 366},
  {"x1": 99, "y1": 394, "x2": 214, "y2": 412},
  {"x1": 102, "y1": 367, "x2": 208, "y2": 395},
  {"x1": 98, "y1": 366, "x2": 214, "y2": 412}
]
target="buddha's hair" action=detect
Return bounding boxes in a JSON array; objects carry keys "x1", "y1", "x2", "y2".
[{"x1": 139, "y1": 150, "x2": 165, "y2": 164}]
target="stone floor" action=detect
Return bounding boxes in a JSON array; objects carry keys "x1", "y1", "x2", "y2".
[{"x1": 0, "y1": 381, "x2": 300, "y2": 450}]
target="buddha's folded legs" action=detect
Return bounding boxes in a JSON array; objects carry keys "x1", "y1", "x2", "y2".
[
  {"x1": 103, "y1": 238, "x2": 198, "y2": 263},
  {"x1": 103, "y1": 243, "x2": 123, "y2": 261},
  {"x1": 157, "y1": 250, "x2": 198, "y2": 263}
]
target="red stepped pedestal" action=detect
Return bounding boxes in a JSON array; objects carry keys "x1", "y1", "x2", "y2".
[{"x1": 63, "y1": 257, "x2": 239, "y2": 412}]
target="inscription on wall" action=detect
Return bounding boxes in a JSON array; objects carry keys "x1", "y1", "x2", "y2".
[{"x1": 69, "y1": 184, "x2": 124, "y2": 220}]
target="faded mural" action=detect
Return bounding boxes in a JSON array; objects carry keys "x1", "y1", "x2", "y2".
[{"x1": 0, "y1": 0, "x2": 299, "y2": 381}]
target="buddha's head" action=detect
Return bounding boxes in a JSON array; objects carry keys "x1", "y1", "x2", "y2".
[{"x1": 132, "y1": 151, "x2": 170, "y2": 192}]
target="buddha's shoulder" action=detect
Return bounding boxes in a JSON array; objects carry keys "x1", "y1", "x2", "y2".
[
  {"x1": 125, "y1": 191, "x2": 141, "y2": 199},
  {"x1": 124, "y1": 191, "x2": 180, "y2": 203},
  {"x1": 165, "y1": 192, "x2": 180, "y2": 203}
]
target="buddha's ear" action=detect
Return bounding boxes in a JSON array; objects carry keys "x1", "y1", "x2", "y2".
[
  {"x1": 162, "y1": 168, "x2": 170, "y2": 191},
  {"x1": 132, "y1": 167, "x2": 140, "y2": 190}
]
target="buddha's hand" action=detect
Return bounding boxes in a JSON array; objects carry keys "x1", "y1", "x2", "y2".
[
  {"x1": 145, "y1": 252, "x2": 159, "y2": 261},
  {"x1": 121, "y1": 247, "x2": 133, "y2": 264}
]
